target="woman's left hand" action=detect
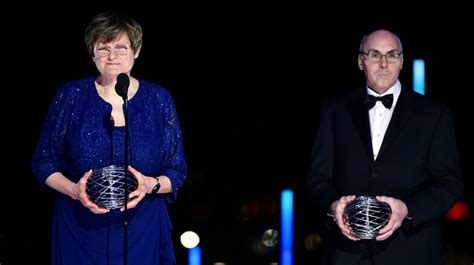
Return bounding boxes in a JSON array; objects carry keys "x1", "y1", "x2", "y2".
[{"x1": 120, "y1": 165, "x2": 150, "y2": 211}]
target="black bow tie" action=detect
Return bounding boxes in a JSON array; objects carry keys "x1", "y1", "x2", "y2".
[{"x1": 364, "y1": 94, "x2": 393, "y2": 109}]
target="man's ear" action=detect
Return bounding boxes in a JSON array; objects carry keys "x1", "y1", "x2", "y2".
[{"x1": 358, "y1": 58, "x2": 364, "y2": 70}]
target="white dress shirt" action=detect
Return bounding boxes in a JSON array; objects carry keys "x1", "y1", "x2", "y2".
[{"x1": 367, "y1": 80, "x2": 401, "y2": 160}]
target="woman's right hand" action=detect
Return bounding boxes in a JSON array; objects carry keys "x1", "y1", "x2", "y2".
[{"x1": 75, "y1": 169, "x2": 109, "y2": 214}]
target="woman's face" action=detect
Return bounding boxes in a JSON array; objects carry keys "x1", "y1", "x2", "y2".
[{"x1": 92, "y1": 32, "x2": 139, "y2": 78}]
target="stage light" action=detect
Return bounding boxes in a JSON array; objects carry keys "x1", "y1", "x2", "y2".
[
  {"x1": 445, "y1": 201, "x2": 469, "y2": 221},
  {"x1": 413, "y1": 59, "x2": 425, "y2": 95},
  {"x1": 262, "y1": 229, "x2": 279, "y2": 247},
  {"x1": 180, "y1": 231, "x2": 200, "y2": 249}
]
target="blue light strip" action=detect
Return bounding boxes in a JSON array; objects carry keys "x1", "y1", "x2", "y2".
[
  {"x1": 281, "y1": 189, "x2": 293, "y2": 265},
  {"x1": 189, "y1": 246, "x2": 201, "y2": 265},
  {"x1": 413, "y1": 59, "x2": 425, "y2": 95}
]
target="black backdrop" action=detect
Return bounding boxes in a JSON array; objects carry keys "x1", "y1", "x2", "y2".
[{"x1": 1, "y1": 4, "x2": 472, "y2": 264}]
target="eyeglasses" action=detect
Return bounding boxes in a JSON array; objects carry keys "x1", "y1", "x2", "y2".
[
  {"x1": 359, "y1": 50, "x2": 402, "y2": 63},
  {"x1": 94, "y1": 44, "x2": 131, "y2": 58}
]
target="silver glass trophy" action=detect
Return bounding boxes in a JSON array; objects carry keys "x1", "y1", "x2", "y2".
[
  {"x1": 344, "y1": 196, "x2": 392, "y2": 239},
  {"x1": 86, "y1": 165, "x2": 138, "y2": 210}
]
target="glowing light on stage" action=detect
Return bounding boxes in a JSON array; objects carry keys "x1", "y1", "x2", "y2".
[
  {"x1": 445, "y1": 201, "x2": 469, "y2": 221},
  {"x1": 181, "y1": 231, "x2": 200, "y2": 249},
  {"x1": 413, "y1": 59, "x2": 425, "y2": 95},
  {"x1": 188, "y1": 246, "x2": 201, "y2": 265},
  {"x1": 281, "y1": 189, "x2": 293, "y2": 265},
  {"x1": 262, "y1": 229, "x2": 279, "y2": 247},
  {"x1": 304, "y1": 234, "x2": 321, "y2": 251},
  {"x1": 180, "y1": 231, "x2": 201, "y2": 265}
]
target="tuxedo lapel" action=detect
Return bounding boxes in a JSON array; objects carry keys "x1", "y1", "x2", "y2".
[
  {"x1": 348, "y1": 89, "x2": 373, "y2": 161},
  {"x1": 377, "y1": 88, "x2": 415, "y2": 158}
]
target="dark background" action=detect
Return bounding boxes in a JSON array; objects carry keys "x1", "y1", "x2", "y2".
[{"x1": 1, "y1": 4, "x2": 472, "y2": 265}]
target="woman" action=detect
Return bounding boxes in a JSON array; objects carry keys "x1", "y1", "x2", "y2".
[{"x1": 32, "y1": 11, "x2": 186, "y2": 264}]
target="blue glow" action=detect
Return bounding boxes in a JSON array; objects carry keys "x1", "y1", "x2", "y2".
[
  {"x1": 189, "y1": 246, "x2": 201, "y2": 265},
  {"x1": 281, "y1": 189, "x2": 293, "y2": 265},
  {"x1": 413, "y1": 59, "x2": 425, "y2": 95}
]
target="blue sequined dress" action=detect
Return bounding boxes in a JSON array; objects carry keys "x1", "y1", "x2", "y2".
[{"x1": 32, "y1": 77, "x2": 187, "y2": 264}]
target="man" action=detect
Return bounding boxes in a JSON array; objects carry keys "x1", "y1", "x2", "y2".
[{"x1": 306, "y1": 29, "x2": 463, "y2": 265}]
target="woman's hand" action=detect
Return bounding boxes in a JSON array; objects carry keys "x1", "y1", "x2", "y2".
[
  {"x1": 75, "y1": 169, "x2": 109, "y2": 214},
  {"x1": 120, "y1": 166, "x2": 150, "y2": 211}
]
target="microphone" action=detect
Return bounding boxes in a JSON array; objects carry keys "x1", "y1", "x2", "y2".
[{"x1": 115, "y1": 73, "x2": 130, "y2": 100}]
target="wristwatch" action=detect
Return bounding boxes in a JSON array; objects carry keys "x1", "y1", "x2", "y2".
[{"x1": 151, "y1": 177, "x2": 161, "y2": 194}]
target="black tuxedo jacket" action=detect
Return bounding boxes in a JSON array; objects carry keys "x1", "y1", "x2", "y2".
[{"x1": 306, "y1": 87, "x2": 463, "y2": 265}]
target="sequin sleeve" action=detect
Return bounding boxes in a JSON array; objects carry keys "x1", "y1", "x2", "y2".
[
  {"x1": 31, "y1": 84, "x2": 78, "y2": 191},
  {"x1": 161, "y1": 89, "x2": 187, "y2": 202}
]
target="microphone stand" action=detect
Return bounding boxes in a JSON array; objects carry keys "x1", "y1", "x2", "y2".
[
  {"x1": 115, "y1": 73, "x2": 130, "y2": 265},
  {"x1": 122, "y1": 95, "x2": 129, "y2": 265}
]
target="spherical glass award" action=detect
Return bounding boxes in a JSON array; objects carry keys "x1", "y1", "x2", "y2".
[
  {"x1": 86, "y1": 165, "x2": 138, "y2": 209},
  {"x1": 344, "y1": 196, "x2": 391, "y2": 239}
]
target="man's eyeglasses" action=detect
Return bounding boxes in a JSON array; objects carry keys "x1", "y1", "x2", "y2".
[
  {"x1": 94, "y1": 44, "x2": 131, "y2": 58},
  {"x1": 359, "y1": 50, "x2": 402, "y2": 63}
]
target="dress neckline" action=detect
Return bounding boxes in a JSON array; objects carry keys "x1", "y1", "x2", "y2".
[
  {"x1": 91, "y1": 78, "x2": 142, "y2": 128},
  {"x1": 93, "y1": 78, "x2": 142, "y2": 106}
]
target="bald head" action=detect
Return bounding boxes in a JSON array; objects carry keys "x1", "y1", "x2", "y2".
[{"x1": 359, "y1": 29, "x2": 403, "y2": 54}]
